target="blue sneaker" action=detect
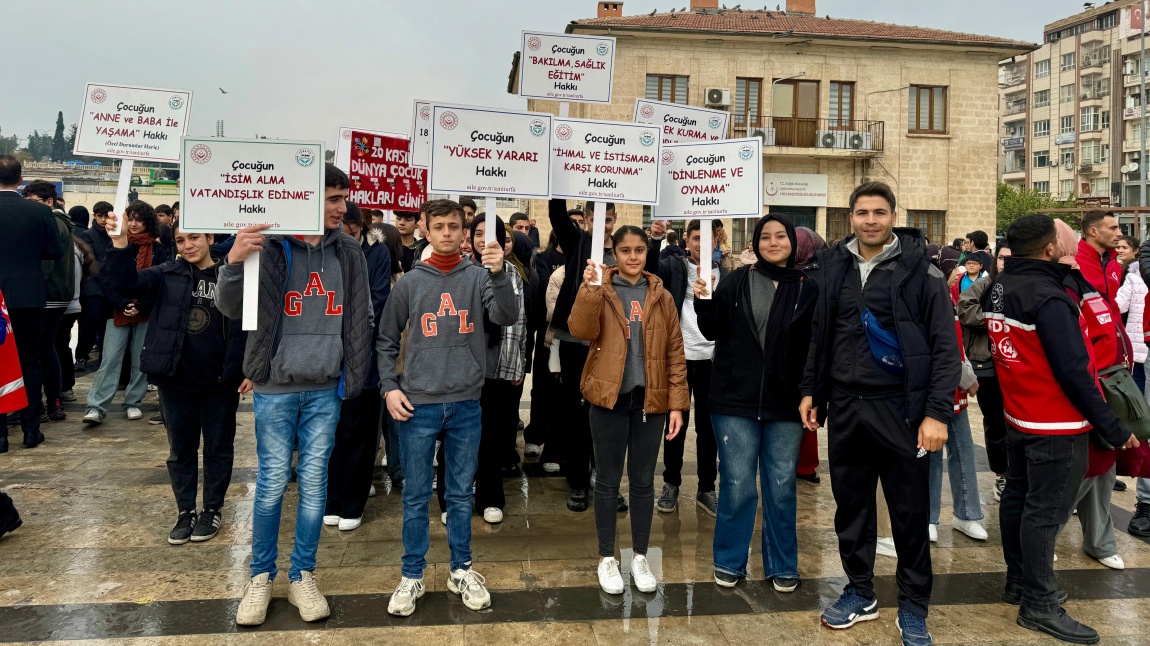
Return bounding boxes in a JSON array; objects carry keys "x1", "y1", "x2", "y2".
[
  {"x1": 820, "y1": 588, "x2": 879, "y2": 629},
  {"x1": 896, "y1": 610, "x2": 933, "y2": 646}
]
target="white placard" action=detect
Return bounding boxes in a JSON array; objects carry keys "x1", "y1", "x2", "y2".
[
  {"x1": 109, "y1": 160, "x2": 135, "y2": 236},
  {"x1": 763, "y1": 173, "x2": 829, "y2": 208},
  {"x1": 179, "y1": 137, "x2": 326, "y2": 235},
  {"x1": 73, "y1": 83, "x2": 192, "y2": 163},
  {"x1": 428, "y1": 104, "x2": 552, "y2": 198},
  {"x1": 654, "y1": 138, "x2": 763, "y2": 220},
  {"x1": 550, "y1": 118, "x2": 661, "y2": 205},
  {"x1": 633, "y1": 99, "x2": 729, "y2": 144},
  {"x1": 698, "y1": 221, "x2": 713, "y2": 300},
  {"x1": 590, "y1": 202, "x2": 607, "y2": 286},
  {"x1": 518, "y1": 31, "x2": 616, "y2": 104},
  {"x1": 409, "y1": 100, "x2": 431, "y2": 169}
]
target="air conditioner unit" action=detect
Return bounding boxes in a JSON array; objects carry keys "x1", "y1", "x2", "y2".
[
  {"x1": 705, "y1": 87, "x2": 731, "y2": 106},
  {"x1": 816, "y1": 130, "x2": 845, "y2": 148},
  {"x1": 749, "y1": 127, "x2": 776, "y2": 146},
  {"x1": 846, "y1": 131, "x2": 872, "y2": 150},
  {"x1": 1064, "y1": 161, "x2": 1075, "y2": 171},
  {"x1": 1126, "y1": 60, "x2": 1136, "y2": 75}
]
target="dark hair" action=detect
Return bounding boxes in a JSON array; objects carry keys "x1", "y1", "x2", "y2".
[
  {"x1": 611, "y1": 224, "x2": 647, "y2": 249},
  {"x1": 585, "y1": 201, "x2": 616, "y2": 214},
  {"x1": 74, "y1": 235, "x2": 99, "y2": 279},
  {"x1": 509, "y1": 212, "x2": 529, "y2": 227},
  {"x1": 0, "y1": 155, "x2": 21, "y2": 186},
  {"x1": 952, "y1": 238, "x2": 964, "y2": 249},
  {"x1": 848, "y1": 181, "x2": 897, "y2": 212},
  {"x1": 172, "y1": 201, "x2": 179, "y2": 211},
  {"x1": 966, "y1": 230, "x2": 989, "y2": 250},
  {"x1": 343, "y1": 201, "x2": 364, "y2": 228},
  {"x1": 469, "y1": 213, "x2": 507, "y2": 257},
  {"x1": 666, "y1": 230, "x2": 678, "y2": 244},
  {"x1": 125, "y1": 200, "x2": 160, "y2": 237},
  {"x1": 1122, "y1": 235, "x2": 1140, "y2": 249},
  {"x1": 154, "y1": 204, "x2": 173, "y2": 217},
  {"x1": 567, "y1": 208, "x2": 584, "y2": 217},
  {"x1": 22, "y1": 180, "x2": 57, "y2": 202},
  {"x1": 393, "y1": 210, "x2": 419, "y2": 220},
  {"x1": 989, "y1": 244, "x2": 1010, "y2": 281},
  {"x1": 795, "y1": 226, "x2": 828, "y2": 269},
  {"x1": 1006, "y1": 214, "x2": 1056, "y2": 258},
  {"x1": 375, "y1": 223, "x2": 405, "y2": 276},
  {"x1": 547, "y1": 230, "x2": 559, "y2": 250},
  {"x1": 92, "y1": 201, "x2": 114, "y2": 216},
  {"x1": 325, "y1": 163, "x2": 350, "y2": 190},
  {"x1": 458, "y1": 197, "x2": 478, "y2": 211},
  {"x1": 422, "y1": 199, "x2": 465, "y2": 226},
  {"x1": 686, "y1": 219, "x2": 701, "y2": 238},
  {"x1": 1080, "y1": 210, "x2": 1113, "y2": 236},
  {"x1": 68, "y1": 205, "x2": 90, "y2": 229}
]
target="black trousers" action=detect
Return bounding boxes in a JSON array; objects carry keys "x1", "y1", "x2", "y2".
[
  {"x1": 1000, "y1": 427, "x2": 1088, "y2": 613},
  {"x1": 828, "y1": 388, "x2": 932, "y2": 618},
  {"x1": 525, "y1": 344, "x2": 560, "y2": 455},
  {"x1": 326, "y1": 389, "x2": 383, "y2": 519},
  {"x1": 975, "y1": 375, "x2": 1008, "y2": 475},
  {"x1": 559, "y1": 341, "x2": 593, "y2": 490},
  {"x1": 662, "y1": 359, "x2": 717, "y2": 492},
  {"x1": 39, "y1": 308, "x2": 64, "y2": 404},
  {"x1": 3, "y1": 308, "x2": 45, "y2": 435},
  {"x1": 476, "y1": 378, "x2": 521, "y2": 510},
  {"x1": 158, "y1": 386, "x2": 240, "y2": 512},
  {"x1": 75, "y1": 296, "x2": 104, "y2": 363},
  {"x1": 55, "y1": 312, "x2": 80, "y2": 393}
]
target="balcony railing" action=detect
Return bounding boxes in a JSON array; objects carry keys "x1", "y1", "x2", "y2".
[
  {"x1": 1000, "y1": 71, "x2": 1026, "y2": 88},
  {"x1": 1081, "y1": 86, "x2": 1111, "y2": 100},
  {"x1": 1004, "y1": 163, "x2": 1026, "y2": 174},
  {"x1": 1005, "y1": 100, "x2": 1027, "y2": 115},
  {"x1": 730, "y1": 116, "x2": 885, "y2": 153}
]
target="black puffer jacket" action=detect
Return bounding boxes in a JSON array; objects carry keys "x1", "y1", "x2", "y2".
[{"x1": 97, "y1": 240, "x2": 172, "y2": 318}]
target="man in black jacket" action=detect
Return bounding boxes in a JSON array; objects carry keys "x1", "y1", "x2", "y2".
[
  {"x1": 0, "y1": 156, "x2": 63, "y2": 450},
  {"x1": 800, "y1": 182, "x2": 958, "y2": 646},
  {"x1": 75, "y1": 201, "x2": 114, "y2": 370}
]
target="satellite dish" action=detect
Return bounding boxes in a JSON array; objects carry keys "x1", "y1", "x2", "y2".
[
  {"x1": 1122, "y1": 164, "x2": 1132, "y2": 173},
  {"x1": 1131, "y1": 162, "x2": 1141, "y2": 173}
]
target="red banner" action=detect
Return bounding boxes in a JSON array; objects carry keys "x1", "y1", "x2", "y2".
[{"x1": 348, "y1": 131, "x2": 426, "y2": 211}]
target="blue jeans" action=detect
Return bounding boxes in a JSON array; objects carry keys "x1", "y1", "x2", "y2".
[
  {"x1": 85, "y1": 319, "x2": 149, "y2": 414},
  {"x1": 397, "y1": 400, "x2": 482, "y2": 579},
  {"x1": 250, "y1": 389, "x2": 341, "y2": 582},
  {"x1": 929, "y1": 408, "x2": 984, "y2": 524},
  {"x1": 712, "y1": 414, "x2": 804, "y2": 579}
]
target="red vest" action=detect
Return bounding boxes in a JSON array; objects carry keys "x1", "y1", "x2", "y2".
[
  {"x1": 953, "y1": 316, "x2": 968, "y2": 413},
  {"x1": 0, "y1": 291, "x2": 27, "y2": 414}
]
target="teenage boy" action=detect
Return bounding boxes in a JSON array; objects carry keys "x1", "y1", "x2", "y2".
[
  {"x1": 102, "y1": 214, "x2": 249, "y2": 544},
  {"x1": 459, "y1": 197, "x2": 477, "y2": 225},
  {"x1": 377, "y1": 199, "x2": 517, "y2": 617},
  {"x1": 394, "y1": 210, "x2": 421, "y2": 272},
  {"x1": 218, "y1": 164, "x2": 373, "y2": 627}
]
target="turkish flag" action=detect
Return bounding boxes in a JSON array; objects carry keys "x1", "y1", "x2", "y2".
[{"x1": 1134, "y1": 6, "x2": 1145, "y2": 31}]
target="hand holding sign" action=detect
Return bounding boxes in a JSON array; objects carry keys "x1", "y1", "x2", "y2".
[
  {"x1": 226, "y1": 225, "x2": 271, "y2": 265},
  {"x1": 104, "y1": 213, "x2": 129, "y2": 248},
  {"x1": 650, "y1": 219, "x2": 667, "y2": 239},
  {"x1": 480, "y1": 241, "x2": 505, "y2": 273},
  {"x1": 583, "y1": 258, "x2": 608, "y2": 285}
]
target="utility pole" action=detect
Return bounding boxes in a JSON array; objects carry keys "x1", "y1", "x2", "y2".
[{"x1": 1141, "y1": 0, "x2": 1148, "y2": 236}]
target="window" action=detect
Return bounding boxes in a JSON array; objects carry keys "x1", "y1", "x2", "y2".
[
  {"x1": 1061, "y1": 53, "x2": 1076, "y2": 71},
  {"x1": 1089, "y1": 177, "x2": 1110, "y2": 196},
  {"x1": 826, "y1": 208, "x2": 851, "y2": 243},
  {"x1": 1060, "y1": 116, "x2": 1075, "y2": 134},
  {"x1": 905, "y1": 210, "x2": 946, "y2": 243},
  {"x1": 908, "y1": 85, "x2": 948, "y2": 133},
  {"x1": 1034, "y1": 181, "x2": 1050, "y2": 196},
  {"x1": 1102, "y1": 110, "x2": 1111, "y2": 130},
  {"x1": 1034, "y1": 149, "x2": 1050, "y2": 168},
  {"x1": 1082, "y1": 107, "x2": 1103, "y2": 132},
  {"x1": 1035, "y1": 60, "x2": 1051, "y2": 78},
  {"x1": 1034, "y1": 90, "x2": 1050, "y2": 108},
  {"x1": 1100, "y1": 12, "x2": 1118, "y2": 29},
  {"x1": 734, "y1": 77, "x2": 762, "y2": 129},
  {"x1": 1061, "y1": 148, "x2": 1075, "y2": 167},
  {"x1": 646, "y1": 74, "x2": 689, "y2": 104},
  {"x1": 1060, "y1": 179, "x2": 1075, "y2": 199},
  {"x1": 1081, "y1": 141, "x2": 1110, "y2": 164},
  {"x1": 1034, "y1": 120, "x2": 1050, "y2": 137},
  {"x1": 829, "y1": 82, "x2": 855, "y2": 127},
  {"x1": 1060, "y1": 84, "x2": 1076, "y2": 103}
]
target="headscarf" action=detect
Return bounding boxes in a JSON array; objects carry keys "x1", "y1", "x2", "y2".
[
  {"x1": 504, "y1": 225, "x2": 528, "y2": 282},
  {"x1": 751, "y1": 214, "x2": 804, "y2": 383},
  {"x1": 68, "y1": 205, "x2": 90, "y2": 230},
  {"x1": 468, "y1": 213, "x2": 508, "y2": 347},
  {"x1": 510, "y1": 231, "x2": 534, "y2": 281},
  {"x1": 794, "y1": 226, "x2": 827, "y2": 270},
  {"x1": 1053, "y1": 218, "x2": 1079, "y2": 269}
]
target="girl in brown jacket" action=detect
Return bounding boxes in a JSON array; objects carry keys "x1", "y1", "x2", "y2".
[{"x1": 568, "y1": 225, "x2": 689, "y2": 596}]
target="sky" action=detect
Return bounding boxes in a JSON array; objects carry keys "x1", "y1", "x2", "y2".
[{"x1": 0, "y1": 0, "x2": 1101, "y2": 152}]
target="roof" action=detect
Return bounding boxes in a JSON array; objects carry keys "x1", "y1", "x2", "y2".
[{"x1": 569, "y1": 9, "x2": 1036, "y2": 52}]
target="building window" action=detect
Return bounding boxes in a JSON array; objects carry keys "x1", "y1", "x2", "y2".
[
  {"x1": 646, "y1": 74, "x2": 689, "y2": 104},
  {"x1": 1081, "y1": 141, "x2": 1110, "y2": 164},
  {"x1": 1034, "y1": 120, "x2": 1050, "y2": 137},
  {"x1": 829, "y1": 82, "x2": 855, "y2": 127},
  {"x1": 1061, "y1": 148, "x2": 1075, "y2": 167},
  {"x1": 1034, "y1": 149, "x2": 1050, "y2": 168},
  {"x1": 905, "y1": 210, "x2": 946, "y2": 243},
  {"x1": 1102, "y1": 110, "x2": 1111, "y2": 130},
  {"x1": 1100, "y1": 12, "x2": 1118, "y2": 29},
  {"x1": 1089, "y1": 177, "x2": 1110, "y2": 196},
  {"x1": 734, "y1": 77, "x2": 762, "y2": 129},
  {"x1": 1034, "y1": 181, "x2": 1050, "y2": 196},
  {"x1": 826, "y1": 208, "x2": 851, "y2": 243},
  {"x1": 1035, "y1": 60, "x2": 1051, "y2": 78},
  {"x1": 908, "y1": 85, "x2": 947, "y2": 134},
  {"x1": 1034, "y1": 90, "x2": 1050, "y2": 108},
  {"x1": 1060, "y1": 179, "x2": 1075, "y2": 199},
  {"x1": 1060, "y1": 84, "x2": 1076, "y2": 103},
  {"x1": 1082, "y1": 107, "x2": 1104, "y2": 132},
  {"x1": 1060, "y1": 116, "x2": 1075, "y2": 134},
  {"x1": 1061, "y1": 53, "x2": 1076, "y2": 71}
]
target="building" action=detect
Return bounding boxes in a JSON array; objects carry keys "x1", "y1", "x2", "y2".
[
  {"x1": 998, "y1": 0, "x2": 1150, "y2": 210},
  {"x1": 512, "y1": 0, "x2": 1033, "y2": 250}
]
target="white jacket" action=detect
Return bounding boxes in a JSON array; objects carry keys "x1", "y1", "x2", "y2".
[{"x1": 1116, "y1": 261, "x2": 1148, "y2": 364}]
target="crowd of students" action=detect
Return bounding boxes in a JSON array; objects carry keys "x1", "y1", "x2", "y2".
[{"x1": 4, "y1": 150, "x2": 1150, "y2": 645}]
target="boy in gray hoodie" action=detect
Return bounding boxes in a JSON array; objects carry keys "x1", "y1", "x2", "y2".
[
  {"x1": 217, "y1": 165, "x2": 373, "y2": 627},
  {"x1": 377, "y1": 199, "x2": 517, "y2": 617}
]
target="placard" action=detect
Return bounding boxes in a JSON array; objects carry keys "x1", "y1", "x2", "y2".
[
  {"x1": 179, "y1": 137, "x2": 325, "y2": 235},
  {"x1": 409, "y1": 100, "x2": 431, "y2": 169},
  {"x1": 550, "y1": 118, "x2": 661, "y2": 205},
  {"x1": 73, "y1": 83, "x2": 192, "y2": 162},
  {"x1": 428, "y1": 104, "x2": 552, "y2": 198},
  {"x1": 654, "y1": 138, "x2": 763, "y2": 220},
  {"x1": 763, "y1": 173, "x2": 829, "y2": 208},
  {"x1": 518, "y1": 31, "x2": 616, "y2": 103},
  {"x1": 633, "y1": 99, "x2": 729, "y2": 144},
  {"x1": 348, "y1": 130, "x2": 426, "y2": 211}
]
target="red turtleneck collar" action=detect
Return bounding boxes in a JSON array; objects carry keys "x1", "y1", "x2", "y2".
[{"x1": 425, "y1": 251, "x2": 463, "y2": 273}]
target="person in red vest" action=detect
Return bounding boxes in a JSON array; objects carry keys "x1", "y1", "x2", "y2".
[{"x1": 0, "y1": 288, "x2": 26, "y2": 537}]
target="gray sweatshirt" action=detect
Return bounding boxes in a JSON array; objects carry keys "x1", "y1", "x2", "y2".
[
  {"x1": 612, "y1": 274, "x2": 648, "y2": 394},
  {"x1": 377, "y1": 256, "x2": 518, "y2": 405}
]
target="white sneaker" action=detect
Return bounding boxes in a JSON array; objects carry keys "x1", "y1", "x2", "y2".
[
  {"x1": 235, "y1": 573, "x2": 272, "y2": 626},
  {"x1": 525, "y1": 443, "x2": 542, "y2": 457},
  {"x1": 338, "y1": 517, "x2": 362, "y2": 531},
  {"x1": 381, "y1": 453, "x2": 388, "y2": 468},
  {"x1": 952, "y1": 518, "x2": 988, "y2": 541},
  {"x1": 288, "y1": 571, "x2": 330, "y2": 622},
  {"x1": 928, "y1": 524, "x2": 938, "y2": 543},
  {"x1": 876, "y1": 536, "x2": 898, "y2": 558},
  {"x1": 368, "y1": 485, "x2": 377, "y2": 497},
  {"x1": 631, "y1": 554, "x2": 657, "y2": 593},
  {"x1": 322, "y1": 515, "x2": 340, "y2": 526},
  {"x1": 483, "y1": 507, "x2": 503, "y2": 524},
  {"x1": 1099, "y1": 554, "x2": 1125, "y2": 570},
  {"x1": 543, "y1": 462, "x2": 561, "y2": 473},
  {"x1": 598, "y1": 557, "x2": 624, "y2": 595},
  {"x1": 440, "y1": 512, "x2": 447, "y2": 526},
  {"x1": 82, "y1": 409, "x2": 104, "y2": 425},
  {"x1": 126, "y1": 407, "x2": 143, "y2": 420},
  {"x1": 448, "y1": 568, "x2": 491, "y2": 611},
  {"x1": 387, "y1": 576, "x2": 425, "y2": 617}
]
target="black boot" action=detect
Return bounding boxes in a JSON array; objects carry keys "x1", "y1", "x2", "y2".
[
  {"x1": 0, "y1": 432, "x2": 7, "y2": 454},
  {"x1": 0, "y1": 492, "x2": 21, "y2": 539},
  {"x1": 1017, "y1": 606, "x2": 1099, "y2": 644},
  {"x1": 22, "y1": 431, "x2": 44, "y2": 449},
  {"x1": 567, "y1": 488, "x2": 589, "y2": 512},
  {"x1": 1129, "y1": 502, "x2": 1150, "y2": 537}
]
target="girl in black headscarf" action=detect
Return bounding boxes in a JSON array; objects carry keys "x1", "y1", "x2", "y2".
[{"x1": 692, "y1": 213, "x2": 819, "y2": 593}]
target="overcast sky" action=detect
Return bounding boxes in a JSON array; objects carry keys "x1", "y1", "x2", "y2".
[{"x1": 0, "y1": 0, "x2": 1098, "y2": 151}]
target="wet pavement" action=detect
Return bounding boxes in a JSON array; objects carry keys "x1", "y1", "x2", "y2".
[{"x1": 2, "y1": 369, "x2": 1150, "y2": 644}]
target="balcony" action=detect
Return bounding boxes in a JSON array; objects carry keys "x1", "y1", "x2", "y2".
[
  {"x1": 1000, "y1": 71, "x2": 1026, "y2": 88},
  {"x1": 1002, "y1": 163, "x2": 1026, "y2": 179},
  {"x1": 1126, "y1": 72, "x2": 1149, "y2": 87},
  {"x1": 730, "y1": 116, "x2": 885, "y2": 155},
  {"x1": 1081, "y1": 53, "x2": 1111, "y2": 70},
  {"x1": 1080, "y1": 164, "x2": 1103, "y2": 175},
  {"x1": 1004, "y1": 99, "x2": 1027, "y2": 115},
  {"x1": 1081, "y1": 86, "x2": 1111, "y2": 102}
]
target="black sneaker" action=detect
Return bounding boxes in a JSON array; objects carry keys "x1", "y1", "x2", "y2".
[
  {"x1": 1129, "y1": 502, "x2": 1150, "y2": 537},
  {"x1": 617, "y1": 494, "x2": 628, "y2": 512},
  {"x1": 714, "y1": 570, "x2": 740, "y2": 588},
  {"x1": 149, "y1": 414, "x2": 165, "y2": 426},
  {"x1": 1113, "y1": 479, "x2": 1127, "y2": 492},
  {"x1": 168, "y1": 511, "x2": 197, "y2": 545},
  {"x1": 22, "y1": 432, "x2": 44, "y2": 449},
  {"x1": 1017, "y1": 606, "x2": 1099, "y2": 644},
  {"x1": 47, "y1": 399, "x2": 66, "y2": 421},
  {"x1": 1002, "y1": 581, "x2": 1068, "y2": 606},
  {"x1": 567, "y1": 488, "x2": 589, "y2": 512},
  {"x1": 797, "y1": 472, "x2": 821, "y2": 484},
  {"x1": 772, "y1": 576, "x2": 800, "y2": 593},
  {"x1": 191, "y1": 509, "x2": 222, "y2": 542}
]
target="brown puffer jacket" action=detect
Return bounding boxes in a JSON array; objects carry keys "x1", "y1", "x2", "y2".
[{"x1": 568, "y1": 267, "x2": 689, "y2": 413}]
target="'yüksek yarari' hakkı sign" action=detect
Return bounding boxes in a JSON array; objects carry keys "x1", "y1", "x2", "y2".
[
  {"x1": 763, "y1": 173, "x2": 829, "y2": 208},
  {"x1": 518, "y1": 31, "x2": 616, "y2": 103},
  {"x1": 550, "y1": 118, "x2": 661, "y2": 205},
  {"x1": 409, "y1": 100, "x2": 431, "y2": 169},
  {"x1": 348, "y1": 130, "x2": 426, "y2": 211},
  {"x1": 179, "y1": 137, "x2": 325, "y2": 235},
  {"x1": 633, "y1": 99, "x2": 729, "y2": 144},
  {"x1": 428, "y1": 104, "x2": 552, "y2": 198},
  {"x1": 654, "y1": 138, "x2": 763, "y2": 220},
  {"x1": 73, "y1": 83, "x2": 192, "y2": 162}
]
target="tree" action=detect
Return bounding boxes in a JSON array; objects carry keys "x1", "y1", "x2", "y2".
[
  {"x1": 51, "y1": 111, "x2": 66, "y2": 162},
  {"x1": 64, "y1": 123, "x2": 77, "y2": 155},
  {"x1": 996, "y1": 183, "x2": 1078, "y2": 231},
  {"x1": 0, "y1": 132, "x2": 17, "y2": 156},
  {"x1": 324, "y1": 149, "x2": 335, "y2": 163},
  {"x1": 26, "y1": 129, "x2": 52, "y2": 162}
]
